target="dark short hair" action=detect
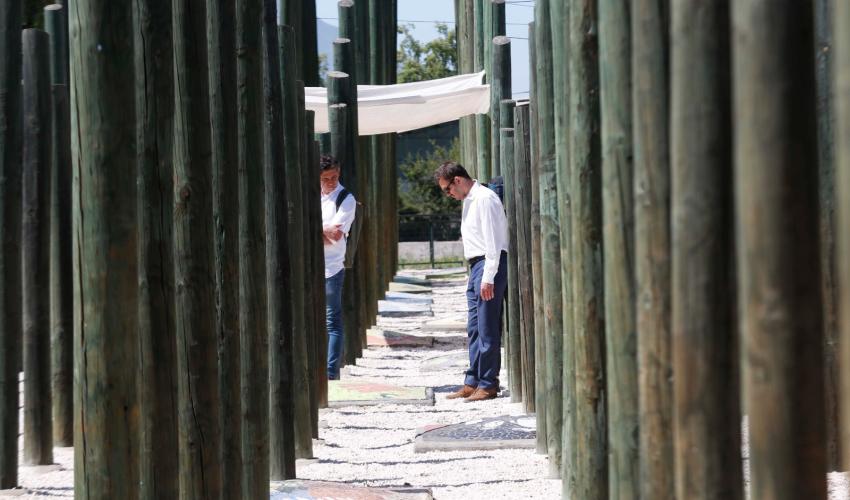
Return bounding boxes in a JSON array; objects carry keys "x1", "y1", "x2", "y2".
[
  {"x1": 433, "y1": 161, "x2": 471, "y2": 184},
  {"x1": 320, "y1": 154, "x2": 340, "y2": 171}
]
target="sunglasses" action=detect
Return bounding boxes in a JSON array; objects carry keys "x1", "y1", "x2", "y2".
[{"x1": 442, "y1": 177, "x2": 456, "y2": 195}]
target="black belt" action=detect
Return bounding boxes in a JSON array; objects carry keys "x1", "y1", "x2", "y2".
[{"x1": 468, "y1": 251, "x2": 506, "y2": 266}]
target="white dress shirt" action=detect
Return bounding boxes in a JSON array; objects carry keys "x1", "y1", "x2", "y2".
[
  {"x1": 461, "y1": 180, "x2": 508, "y2": 284},
  {"x1": 321, "y1": 183, "x2": 357, "y2": 279}
]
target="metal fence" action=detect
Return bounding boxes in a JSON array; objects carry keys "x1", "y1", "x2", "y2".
[{"x1": 398, "y1": 213, "x2": 463, "y2": 268}]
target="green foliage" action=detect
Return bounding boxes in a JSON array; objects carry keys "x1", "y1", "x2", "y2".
[
  {"x1": 397, "y1": 23, "x2": 457, "y2": 83},
  {"x1": 398, "y1": 137, "x2": 462, "y2": 215},
  {"x1": 318, "y1": 53, "x2": 328, "y2": 87},
  {"x1": 24, "y1": 0, "x2": 52, "y2": 29}
]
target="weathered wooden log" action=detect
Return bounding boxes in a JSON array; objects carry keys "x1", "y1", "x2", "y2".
[
  {"x1": 22, "y1": 27, "x2": 53, "y2": 468},
  {"x1": 459, "y1": 0, "x2": 477, "y2": 175},
  {"x1": 534, "y1": 0, "x2": 563, "y2": 480},
  {"x1": 490, "y1": 36, "x2": 511, "y2": 178},
  {"x1": 815, "y1": 0, "x2": 840, "y2": 470},
  {"x1": 0, "y1": 0, "x2": 22, "y2": 488},
  {"x1": 237, "y1": 0, "x2": 270, "y2": 492},
  {"x1": 671, "y1": 2, "x2": 741, "y2": 499},
  {"x1": 276, "y1": 0, "x2": 302, "y2": 80},
  {"x1": 172, "y1": 0, "x2": 224, "y2": 494},
  {"x1": 599, "y1": 1, "x2": 638, "y2": 498},
  {"x1": 208, "y1": 0, "x2": 241, "y2": 494},
  {"x1": 133, "y1": 0, "x2": 178, "y2": 495},
  {"x1": 632, "y1": 0, "x2": 672, "y2": 498},
  {"x1": 474, "y1": 0, "x2": 491, "y2": 181},
  {"x1": 301, "y1": 0, "x2": 319, "y2": 86},
  {"x1": 548, "y1": 0, "x2": 575, "y2": 490},
  {"x1": 569, "y1": 0, "x2": 607, "y2": 496},
  {"x1": 70, "y1": 2, "x2": 140, "y2": 495},
  {"x1": 501, "y1": 125, "x2": 522, "y2": 405},
  {"x1": 263, "y1": 0, "x2": 296, "y2": 480},
  {"x1": 733, "y1": 1, "x2": 825, "y2": 498},
  {"x1": 43, "y1": 4, "x2": 73, "y2": 449},
  {"x1": 837, "y1": 0, "x2": 850, "y2": 481},
  {"x1": 513, "y1": 104, "x2": 535, "y2": 414}
]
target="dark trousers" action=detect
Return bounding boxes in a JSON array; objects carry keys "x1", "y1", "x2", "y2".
[{"x1": 464, "y1": 252, "x2": 508, "y2": 390}]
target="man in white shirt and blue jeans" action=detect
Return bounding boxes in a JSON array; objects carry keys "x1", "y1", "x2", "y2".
[
  {"x1": 320, "y1": 155, "x2": 356, "y2": 380},
  {"x1": 435, "y1": 162, "x2": 508, "y2": 402}
]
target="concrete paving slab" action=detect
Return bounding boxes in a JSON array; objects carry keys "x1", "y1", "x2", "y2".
[
  {"x1": 419, "y1": 351, "x2": 469, "y2": 372},
  {"x1": 421, "y1": 318, "x2": 467, "y2": 332},
  {"x1": 271, "y1": 480, "x2": 433, "y2": 500},
  {"x1": 424, "y1": 269, "x2": 467, "y2": 280},
  {"x1": 328, "y1": 380, "x2": 435, "y2": 407},
  {"x1": 385, "y1": 291, "x2": 433, "y2": 304},
  {"x1": 393, "y1": 275, "x2": 433, "y2": 286},
  {"x1": 388, "y1": 282, "x2": 432, "y2": 294},
  {"x1": 413, "y1": 415, "x2": 536, "y2": 453},
  {"x1": 368, "y1": 329, "x2": 434, "y2": 347},
  {"x1": 378, "y1": 301, "x2": 433, "y2": 317}
]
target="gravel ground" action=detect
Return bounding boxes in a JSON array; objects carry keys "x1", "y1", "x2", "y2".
[{"x1": 3, "y1": 268, "x2": 848, "y2": 499}]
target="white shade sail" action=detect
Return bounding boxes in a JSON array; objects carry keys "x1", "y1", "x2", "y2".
[{"x1": 306, "y1": 71, "x2": 491, "y2": 135}]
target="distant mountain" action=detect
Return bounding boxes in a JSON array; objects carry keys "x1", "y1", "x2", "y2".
[{"x1": 317, "y1": 19, "x2": 339, "y2": 71}]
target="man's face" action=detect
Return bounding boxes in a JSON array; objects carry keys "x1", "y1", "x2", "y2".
[
  {"x1": 438, "y1": 176, "x2": 463, "y2": 201},
  {"x1": 320, "y1": 167, "x2": 340, "y2": 194}
]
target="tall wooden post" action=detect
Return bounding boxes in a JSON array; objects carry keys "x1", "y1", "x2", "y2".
[
  {"x1": 263, "y1": 0, "x2": 296, "y2": 480},
  {"x1": 534, "y1": 0, "x2": 563, "y2": 480},
  {"x1": 549, "y1": 0, "x2": 575, "y2": 490},
  {"x1": 22, "y1": 28, "x2": 53, "y2": 468},
  {"x1": 671, "y1": 2, "x2": 741, "y2": 499},
  {"x1": 43, "y1": 4, "x2": 73, "y2": 449},
  {"x1": 172, "y1": 0, "x2": 223, "y2": 495},
  {"x1": 599, "y1": 1, "x2": 638, "y2": 498},
  {"x1": 302, "y1": 0, "x2": 319, "y2": 86},
  {"x1": 134, "y1": 0, "x2": 178, "y2": 495},
  {"x1": 501, "y1": 122, "x2": 522, "y2": 404},
  {"x1": 71, "y1": 2, "x2": 140, "y2": 495},
  {"x1": 278, "y1": 23, "x2": 313, "y2": 462},
  {"x1": 513, "y1": 104, "x2": 535, "y2": 414},
  {"x1": 237, "y1": 0, "x2": 270, "y2": 492},
  {"x1": 491, "y1": 36, "x2": 511, "y2": 177},
  {"x1": 632, "y1": 0, "x2": 672, "y2": 498},
  {"x1": 277, "y1": 0, "x2": 302, "y2": 80},
  {"x1": 0, "y1": 0, "x2": 22, "y2": 488},
  {"x1": 475, "y1": 0, "x2": 491, "y2": 181},
  {"x1": 458, "y1": 0, "x2": 477, "y2": 175},
  {"x1": 815, "y1": 0, "x2": 841, "y2": 471},
  {"x1": 733, "y1": 1, "x2": 825, "y2": 498},
  {"x1": 569, "y1": 0, "x2": 607, "y2": 497},
  {"x1": 528, "y1": 20, "x2": 548, "y2": 455},
  {"x1": 208, "y1": 0, "x2": 241, "y2": 494}
]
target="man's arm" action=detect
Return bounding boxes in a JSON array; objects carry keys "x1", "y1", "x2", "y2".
[
  {"x1": 479, "y1": 196, "x2": 508, "y2": 300},
  {"x1": 330, "y1": 193, "x2": 357, "y2": 235}
]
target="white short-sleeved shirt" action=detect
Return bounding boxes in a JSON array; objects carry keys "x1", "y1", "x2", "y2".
[
  {"x1": 461, "y1": 181, "x2": 509, "y2": 284},
  {"x1": 321, "y1": 183, "x2": 357, "y2": 278}
]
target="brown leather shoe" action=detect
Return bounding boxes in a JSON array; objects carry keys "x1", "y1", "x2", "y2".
[
  {"x1": 446, "y1": 385, "x2": 477, "y2": 400},
  {"x1": 464, "y1": 386, "x2": 498, "y2": 402}
]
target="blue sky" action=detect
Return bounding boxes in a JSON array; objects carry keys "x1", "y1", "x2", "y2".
[{"x1": 315, "y1": 0, "x2": 534, "y2": 99}]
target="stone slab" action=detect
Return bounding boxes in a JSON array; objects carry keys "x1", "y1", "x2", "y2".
[
  {"x1": 271, "y1": 480, "x2": 433, "y2": 500},
  {"x1": 378, "y1": 301, "x2": 433, "y2": 317},
  {"x1": 421, "y1": 318, "x2": 467, "y2": 332},
  {"x1": 393, "y1": 275, "x2": 433, "y2": 286},
  {"x1": 414, "y1": 415, "x2": 536, "y2": 453},
  {"x1": 328, "y1": 380, "x2": 435, "y2": 407},
  {"x1": 385, "y1": 291, "x2": 433, "y2": 304},
  {"x1": 424, "y1": 268, "x2": 467, "y2": 280},
  {"x1": 420, "y1": 351, "x2": 469, "y2": 372},
  {"x1": 388, "y1": 282, "x2": 432, "y2": 294},
  {"x1": 368, "y1": 329, "x2": 434, "y2": 347}
]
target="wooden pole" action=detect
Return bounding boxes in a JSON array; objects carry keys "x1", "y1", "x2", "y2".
[
  {"x1": 815, "y1": 0, "x2": 841, "y2": 471},
  {"x1": 671, "y1": 2, "x2": 741, "y2": 499},
  {"x1": 302, "y1": 0, "x2": 319, "y2": 87},
  {"x1": 490, "y1": 36, "x2": 511, "y2": 177},
  {"x1": 837, "y1": 0, "x2": 850, "y2": 481},
  {"x1": 133, "y1": 0, "x2": 178, "y2": 495},
  {"x1": 208, "y1": 0, "x2": 241, "y2": 494},
  {"x1": 263, "y1": 0, "x2": 295, "y2": 480},
  {"x1": 0, "y1": 0, "x2": 22, "y2": 488},
  {"x1": 277, "y1": 0, "x2": 302, "y2": 80},
  {"x1": 237, "y1": 0, "x2": 270, "y2": 492},
  {"x1": 599, "y1": 1, "x2": 638, "y2": 498},
  {"x1": 70, "y1": 2, "x2": 140, "y2": 494},
  {"x1": 43, "y1": 4, "x2": 73, "y2": 449},
  {"x1": 459, "y1": 0, "x2": 477, "y2": 175},
  {"x1": 172, "y1": 0, "x2": 224, "y2": 494},
  {"x1": 548, "y1": 0, "x2": 575, "y2": 491},
  {"x1": 569, "y1": 0, "x2": 607, "y2": 497},
  {"x1": 528, "y1": 20, "x2": 548, "y2": 456},
  {"x1": 632, "y1": 0, "x2": 672, "y2": 498},
  {"x1": 513, "y1": 104, "x2": 535, "y2": 414},
  {"x1": 501, "y1": 123, "x2": 522, "y2": 404},
  {"x1": 534, "y1": 0, "x2": 563, "y2": 480},
  {"x1": 474, "y1": 0, "x2": 491, "y2": 181},
  {"x1": 22, "y1": 27, "x2": 53, "y2": 468},
  {"x1": 733, "y1": 1, "x2": 825, "y2": 498}
]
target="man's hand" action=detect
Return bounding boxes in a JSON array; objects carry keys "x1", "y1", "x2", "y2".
[
  {"x1": 480, "y1": 282, "x2": 494, "y2": 301},
  {"x1": 323, "y1": 224, "x2": 344, "y2": 243}
]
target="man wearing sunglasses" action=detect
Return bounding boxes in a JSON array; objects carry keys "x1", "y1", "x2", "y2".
[{"x1": 434, "y1": 162, "x2": 508, "y2": 402}]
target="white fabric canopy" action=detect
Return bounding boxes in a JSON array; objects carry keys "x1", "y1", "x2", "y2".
[{"x1": 306, "y1": 71, "x2": 490, "y2": 135}]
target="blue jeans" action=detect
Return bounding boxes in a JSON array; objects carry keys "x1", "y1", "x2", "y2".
[
  {"x1": 326, "y1": 269, "x2": 345, "y2": 380},
  {"x1": 464, "y1": 252, "x2": 508, "y2": 390}
]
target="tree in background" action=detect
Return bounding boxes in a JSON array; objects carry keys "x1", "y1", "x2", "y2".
[
  {"x1": 398, "y1": 137, "x2": 461, "y2": 215},
  {"x1": 397, "y1": 23, "x2": 457, "y2": 83}
]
